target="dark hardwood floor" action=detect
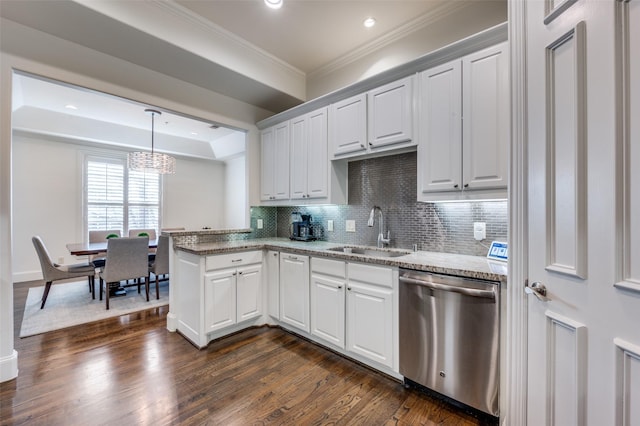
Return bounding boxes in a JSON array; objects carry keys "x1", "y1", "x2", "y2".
[{"x1": 1, "y1": 280, "x2": 489, "y2": 425}]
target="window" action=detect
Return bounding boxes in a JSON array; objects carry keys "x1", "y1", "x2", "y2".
[{"x1": 85, "y1": 156, "x2": 161, "y2": 234}]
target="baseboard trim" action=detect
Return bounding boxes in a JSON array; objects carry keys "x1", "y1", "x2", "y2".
[{"x1": 0, "y1": 349, "x2": 19, "y2": 383}]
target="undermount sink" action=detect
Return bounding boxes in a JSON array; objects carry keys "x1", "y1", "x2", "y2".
[{"x1": 326, "y1": 246, "x2": 410, "y2": 258}]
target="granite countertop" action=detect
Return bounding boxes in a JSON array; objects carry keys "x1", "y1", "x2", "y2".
[
  {"x1": 174, "y1": 238, "x2": 507, "y2": 283},
  {"x1": 161, "y1": 228, "x2": 253, "y2": 237}
]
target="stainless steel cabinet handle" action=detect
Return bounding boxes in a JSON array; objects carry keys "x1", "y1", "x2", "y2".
[
  {"x1": 399, "y1": 276, "x2": 496, "y2": 299},
  {"x1": 288, "y1": 256, "x2": 298, "y2": 260},
  {"x1": 525, "y1": 281, "x2": 549, "y2": 301}
]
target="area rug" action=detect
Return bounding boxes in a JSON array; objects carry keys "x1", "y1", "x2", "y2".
[{"x1": 20, "y1": 279, "x2": 169, "y2": 337}]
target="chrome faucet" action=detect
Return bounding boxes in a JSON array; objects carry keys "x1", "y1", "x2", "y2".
[{"x1": 368, "y1": 206, "x2": 390, "y2": 248}]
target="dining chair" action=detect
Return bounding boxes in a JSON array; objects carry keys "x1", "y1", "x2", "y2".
[
  {"x1": 88, "y1": 229, "x2": 121, "y2": 269},
  {"x1": 32, "y1": 236, "x2": 96, "y2": 308},
  {"x1": 98, "y1": 237, "x2": 150, "y2": 310},
  {"x1": 148, "y1": 235, "x2": 169, "y2": 300}
]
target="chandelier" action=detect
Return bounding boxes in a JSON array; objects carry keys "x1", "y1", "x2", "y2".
[{"x1": 128, "y1": 109, "x2": 176, "y2": 174}]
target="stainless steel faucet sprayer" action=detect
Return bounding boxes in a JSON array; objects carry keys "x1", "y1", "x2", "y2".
[{"x1": 368, "y1": 206, "x2": 390, "y2": 248}]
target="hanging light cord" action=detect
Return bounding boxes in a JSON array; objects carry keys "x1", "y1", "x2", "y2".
[{"x1": 150, "y1": 111, "x2": 156, "y2": 155}]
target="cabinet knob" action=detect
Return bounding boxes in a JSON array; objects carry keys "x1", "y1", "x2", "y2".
[
  {"x1": 273, "y1": 253, "x2": 278, "y2": 257},
  {"x1": 360, "y1": 143, "x2": 365, "y2": 148},
  {"x1": 338, "y1": 285, "x2": 343, "y2": 289},
  {"x1": 347, "y1": 287, "x2": 352, "y2": 291},
  {"x1": 454, "y1": 184, "x2": 459, "y2": 188},
  {"x1": 238, "y1": 271, "x2": 243, "y2": 275},
  {"x1": 464, "y1": 183, "x2": 469, "y2": 188},
  {"x1": 368, "y1": 142, "x2": 373, "y2": 146}
]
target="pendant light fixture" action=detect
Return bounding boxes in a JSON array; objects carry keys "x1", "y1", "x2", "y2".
[{"x1": 128, "y1": 109, "x2": 176, "y2": 174}]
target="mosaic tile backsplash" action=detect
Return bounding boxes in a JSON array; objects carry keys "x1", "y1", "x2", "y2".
[{"x1": 251, "y1": 151, "x2": 507, "y2": 257}]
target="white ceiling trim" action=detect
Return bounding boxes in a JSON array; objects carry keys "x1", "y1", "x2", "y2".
[
  {"x1": 73, "y1": 0, "x2": 306, "y2": 100},
  {"x1": 153, "y1": 0, "x2": 306, "y2": 78},
  {"x1": 307, "y1": 1, "x2": 470, "y2": 81}
]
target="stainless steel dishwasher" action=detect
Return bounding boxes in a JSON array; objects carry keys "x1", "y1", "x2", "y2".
[{"x1": 399, "y1": 268, "x2": 500, "y2": 417}]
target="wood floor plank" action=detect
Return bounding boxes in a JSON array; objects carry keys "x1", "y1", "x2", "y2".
[{"x1": 2, "y1": 280, "x2": 491, "y2": 425}]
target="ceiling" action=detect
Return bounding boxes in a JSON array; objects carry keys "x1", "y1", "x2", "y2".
[{"x1": 1, "y1": 0, "x2": 501, "y2": 161}]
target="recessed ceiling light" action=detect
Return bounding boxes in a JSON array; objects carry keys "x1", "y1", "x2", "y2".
[
  {"x1": 65, "y1": 104, "x2": 78, "y2": 110},
  {"x1": 264, "y1": 0, "x2": 283, "y2": 9},
  {"x1": 363, "y1": 17, "x2": 376, "y2": 28}
]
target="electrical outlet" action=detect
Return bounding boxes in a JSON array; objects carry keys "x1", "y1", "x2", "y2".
[
  {"x1": 474, "y1": 222, "x2": 486, "y2": 241},
  {"x1": 257, "y1": 218, "x2": 264, "y2": 229},
  {"x1": 345, "y1": 220, "x2": 356, "y2": 232},
  {"x1": 327, "y1": 220, "x2": 334, "y2": 232}
]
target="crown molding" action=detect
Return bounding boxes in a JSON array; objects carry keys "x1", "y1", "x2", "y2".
[
  {"x1": 307, "y1": 1, "x2": 469, "y2": 81},
  {"x1": 150, "y1": 0, "x2": 306, "y2": 78}
]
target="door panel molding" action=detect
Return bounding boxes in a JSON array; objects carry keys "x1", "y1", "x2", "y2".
[
  {"x1": 614, "y1": 338, "x2": 640, "y2": 426},
  {"x1": 545, "y1": 310, "x2": 587, "y2": 426},
  {"x1": 615, "y1": 0, "x2": 640, "y2": 293},
  {"x1": 545, "y1": 22, "x2": 588, "y2": 279},
  {"x1": 544, "y1": 0, "x2": 578, "y2": 25}
]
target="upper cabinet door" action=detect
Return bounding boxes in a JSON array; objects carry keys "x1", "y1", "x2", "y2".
[
  {"x1": 462, "y1": 42, "x2": 509, "y2": 190},
  {"x1": 306, "y1": 108, "x2": 328, "y2": 198},
  {"x1": 289, "y1": 115, "x2": 308, "y2": 200},
  {"x1": 368, "y1": 76, "x2": 414, "y2": 149},
  {"x1": 272, "y1": 121, "x2": 290, "y2": 200},
  {"x1": 260, "y1": 127, "x2": 275, "y2": 201},
  {"x1": 418, "y1": 61, "x2": 462, "y2": 194},
  {"x1": 330, "y1": 93, "x2": 367, "y2": 157}
]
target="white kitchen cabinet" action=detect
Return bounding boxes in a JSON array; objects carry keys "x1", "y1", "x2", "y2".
[
  {"x1": 266, "y1": 250, "x2": 280, "y2": 319},
  {"x1": 290, "y1": 108, "x2": 328, "y2": 200},
  {"x1": 279, "y1": 252, "x2": 310, "y2": 333},
  {"x1": 204, "y1": 251, "x2": 263, "y2": 333},
  {"x1": 310, "y1": 257, "x2": 346, "y2": 349},
  {"x1": 367, "y1": 76, "x2": 414, "y2": 149},
  {"x1": 204, "y1": 268, "x2": 237, "y2": 333},
  {"x1": 330, "y1": 76, "x2": 415, "y2": 160},
  {"x1": 462, "y1": 43, "x2": 509, "y2": 191},
  {"x1": 261, "y1": 121, "x2": 290, "y2": 201},
  {"x1": 418, "y1": 42, "x2": 508, "y2": 201},
  {"x1": 345, "y1": 262, "x2": 396, "y2": 370},
  {"x1": 329, "y1": 93, "x2": 367, "y2": 157}
]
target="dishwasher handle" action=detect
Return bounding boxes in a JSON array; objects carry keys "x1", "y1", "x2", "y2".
[{"x1": 399, "y1": 276, "x2": 496, "y2": 300}]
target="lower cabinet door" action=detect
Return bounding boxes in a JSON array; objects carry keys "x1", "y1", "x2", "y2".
[
  {"x1": 204, "y1": 269, "x2": 237, "y2": 333},
  {"x1": 279, "y1": 254, "x2": 310, "y2": 332},
  {"x1": 346, "y1": 281, "x2": 394, "y2": 368},
  {"x1": 236, "y1": 263, "x2": 263, "y2": 322},
  {"x1": 310, "y1": 273, "x2": 345, "y2": 349}
]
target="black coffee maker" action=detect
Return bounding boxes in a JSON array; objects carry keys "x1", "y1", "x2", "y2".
[{"x1": 290, "y1": 213, "x2": 315, "y2": 241}]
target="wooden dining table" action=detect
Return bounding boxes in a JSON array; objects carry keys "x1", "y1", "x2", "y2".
[{"x1": 66, "y1": 239, "x2": 158, "y2": 256}]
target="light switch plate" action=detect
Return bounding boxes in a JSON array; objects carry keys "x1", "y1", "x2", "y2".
[
  {"x1": 345, "y1": 220, "x2": 356, "y2": 232},
  {"x1": 257, "y1": 218, "x2": 263, "y2": 229},
  {"x1": 327, "y1": 220, "x2": 334, "y2": 232}
]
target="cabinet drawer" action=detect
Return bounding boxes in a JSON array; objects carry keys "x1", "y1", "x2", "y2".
[
  {"x1": 348, "y1": 262, "x2": 393, "y2": 288},
  {"x1": 206, "y1": 250, "x2": 263, "y2": 270},
  {"x1": 311, "y1": 257, "x2": 346, "y2": 278}
]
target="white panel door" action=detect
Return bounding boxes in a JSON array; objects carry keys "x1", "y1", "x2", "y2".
[
  {"x1": 204, "y1": 269, "x2": 236, "y2": 333},
  {"x1": 289, "y1": 115, "x2": 308, "y2": 200},
  {"x1": 346, "y1": 281, "x2": 393, "y2": 368},
  {"x1": 236, "y1": 263, "x2": 262, "y2": 322},
  {"x1": 418, "y1": 60, "x2": 462, "y2": 194},
  {"x1": 260, "y1": 127, "x2": 275, "y2": 201},
  {"x1": 310, "y1": 273, "x2": 345, "y2": 349},
  {"x1": 266, "y1": 250, "x2": 280, "y2": 319},
  {"x1": 330, "y1": 93, "x2": 367, "y2": 157},
  {"x1": 279, "y1": 253, "x2": 310, "y2": 332},
  {"x1": 306, "y1": 108, "x2": 328, "y2": 198},
  {"x1": 462, "y1": 42, "x2": 509, "y2": 190},
  {"x1": 273, "y1": 121, "x2": 290, "y2": 200},
  {"x1": 368, "y1": 76, "x2": 413, "y2": 149},
  {"x1": 524, "y1": 1, "x2": 640, "y2": 425}
]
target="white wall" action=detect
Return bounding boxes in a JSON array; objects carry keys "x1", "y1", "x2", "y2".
[
  {"x1": 11, "y1": 134, "x2": 230, "y2": 283},
  {"x1": 306, "y1": 1, "x2": 507, "y2": 99},
  {"x1": 224, "y1": 155, "x2": 247, "y2": 229},
  {"x1": 162, "y1": 156, "x2": 227, "y2": 231}
]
